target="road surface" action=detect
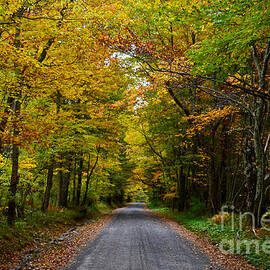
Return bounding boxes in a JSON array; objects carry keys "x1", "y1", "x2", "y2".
[{"x1": 68, "y1": 203, "x2": 222, "y2": 270}]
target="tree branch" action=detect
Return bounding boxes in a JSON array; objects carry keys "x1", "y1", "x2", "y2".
[{"x1": 166, "y1": 81, "x2": 191, "y2": 116}]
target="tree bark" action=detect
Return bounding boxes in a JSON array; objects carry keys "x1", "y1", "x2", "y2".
[
  {"x1": 76, "y1": 158, "x2": 83, "y2": 206},
  {"x1": 62, "y1": 160, "x2": 71, "y2": 207},
  {"x1": 243, "y1": 137, "x2": 256, "y2": 211},
  {"x1": 7, "y1": 100, "x2": 21, "y2": 225},
  {"x1": 82, "y1": 147, "x2": 100, "y2": 205},
  {"x1": 7, "y1": 144, "x2": 20, "y2": 225},
  {"x1": 72, "y1": 158, "x2": 77, "y2": 205},
  {"x1": 207, "y1": 121, "x2": 221, "y2": 214},
  {"x1": 208, "y1": 158, "x2": 219, "y2": 214},
  {"x1": 176, "y1": 166, "x2": 187, "y2": 211},
  {"x1": 57, "y1": 163, "x2": 65, "y2": 208},
  {"x1": 253, "y1": 101, "x2": 265, "y2": 226},
  {"x1": 251, "y1": 41, "x2": 269, "y2": 226},
  {"x1": 41, "y1": 165, "x2": 54, "y2": 212}
]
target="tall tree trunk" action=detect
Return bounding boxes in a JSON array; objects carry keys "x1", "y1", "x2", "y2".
[
  {"x1": 57, "y1": 162, "x2": 65, "y2": 207},
  {"x1": 7, "y1": 19, "x2": 23, "y2": 225},
  {"x1": 72, "y1": 158, "x2": 77, "y2": 205},
  {"x1": 243, "y1": 137, "x2": 256, "y2": 211},
  {"x1": 252, "y1": 41, "x2": 270, "y2": 226},
  {"x1": 208, "y1": 158, "x2": 220, "y2": 214},
  {"x1": 41, "y1": 165, "x2": 54, "y2": 212},
  {"x1": 76, "y1": 158, "x2": 83, "y2": 206},
  {"x1": 7, "y1": 144, "x2": 20, "y2": 225},
  {"x1": 20, "y1": 183, "x2": 32, "y2": 217},
  {"x1": 176, "y1": 166, "x2": 186, "y2": 211},
  {"x1": 253, "y1": 100, "x2": 265, "y2": 226},
  {"x1": 219, "y1": 120, "x2": 230, "y2": 204},
  {"x1": 82, "y1": 147, "x2": 100, "y2": 205},
  {"x1": 207, "y1": 122, "x2": 221, "y2": 214},
  {"x1": 62, "y1": 160, "x2": 71, "y2": 207},
  {"x1": 7, "y1": 100, "x2": 21, "y2": 225}
]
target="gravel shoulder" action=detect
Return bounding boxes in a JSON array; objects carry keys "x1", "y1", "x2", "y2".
[
  {"x1": 17, "y1": 212, "x2": 115, "y2": 270},
  {"x1": 153, "y1": 209, "x2": 257, "y2": 270}
]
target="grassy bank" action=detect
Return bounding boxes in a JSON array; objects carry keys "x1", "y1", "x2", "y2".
[
  {"x1": 148, "y1": 200, "x2": 270, "y2": 270},
  {"x1": 0, "y1": 201, "x2": 115, "y2": 267}
]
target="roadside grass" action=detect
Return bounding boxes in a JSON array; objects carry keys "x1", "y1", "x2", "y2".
[
  {"x1": 0, "y1": 201, "x2": 113, "y2": 266},
  {"x1": 148, "y1": 200, "x2": 270, "y2": 270}
]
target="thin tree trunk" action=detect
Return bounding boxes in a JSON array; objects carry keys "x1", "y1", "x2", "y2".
[
  {"x1": 7, "y1": 99, "x2": 21, "y2": 225},
  {"x1": 41, "y1": 165, "x2": 54, "y2": 212},
  {"x1": 243, "y1": 137, "x2": 256, "y2": 211},
  {"x1": 253, "y1": 102, "x2": 265, "y2": 226},
  {"x1": 57, "y1": 162, "x2": 65, "y2": 208},
  {"x1": 76, "y1": 158, "x2": 83, "y2": 206},
  {"x1": 175, "y1": 165, "x2": 187, "y2": 211},
  {"x1": 252, "y1": 41, "x2": 270, "y2": 226},
  {"x1": 219, "y1": 120, "x2": 229, "y2": 204},
  {"x1": 63, "y1": 160, "x2": 71, "y2": 207},
  {"x1": 20, "y1": 184, "x2": 32, "y2": 217},
  {"x1": 7, "y1": 144, "x2": 20, "y2": 225},
  {"x1": 72, "y1": 158, "x2": 77, "y2": 205},
  {"x1": 82, "y1": 147, "x2": 100, "y2": 205},
  {"x1": 207, "y1": 122, "x2": 220, "y2": 214}
]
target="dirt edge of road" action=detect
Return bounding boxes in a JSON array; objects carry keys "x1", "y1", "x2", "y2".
[
  {"x1": 15, "y1": 210, "x2": 117, "y2": 270},
  {"x1": 149, "y1": 208, "x2": 257, "y2": 270},
  {"x1": 11, "y1": 204, "x2": 257, "y2": 270}
]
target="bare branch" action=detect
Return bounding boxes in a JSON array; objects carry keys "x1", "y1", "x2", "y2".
[
  {"x1": 166, "y1": 81, "x2": 191, "y2": 116},
  {"x1": 196, "y1": 85, "x2": 253, "y2": 115}
]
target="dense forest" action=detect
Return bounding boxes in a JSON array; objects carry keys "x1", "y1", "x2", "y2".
[{"x1": 0, "y1": 0, "x2": 269, "y2": 264}]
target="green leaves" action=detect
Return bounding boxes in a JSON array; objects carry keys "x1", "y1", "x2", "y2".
[{"x1": 187, "y1": 0, "x2": 269, "y2": 78}]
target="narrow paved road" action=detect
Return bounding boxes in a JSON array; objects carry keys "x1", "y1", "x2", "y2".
[{"x1": 68, "y1": 203, "x2": 221, "y2": 270}]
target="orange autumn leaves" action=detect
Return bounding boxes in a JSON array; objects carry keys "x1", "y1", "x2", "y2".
[{"x1": 183, "y1": 106, "x2": 236, "y2": 137}]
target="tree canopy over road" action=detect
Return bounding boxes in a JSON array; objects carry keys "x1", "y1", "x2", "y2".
[{"x1": 0, "y1": 0, "x2": 269, "y2": 268}]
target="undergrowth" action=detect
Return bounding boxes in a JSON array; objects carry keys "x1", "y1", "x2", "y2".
[
  {"x1": 148, "y1": 199, "x2": 270, "y2": 270},
  {"x1": 0, "y1": 201, "x2": 113, "y2": 265}
]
